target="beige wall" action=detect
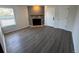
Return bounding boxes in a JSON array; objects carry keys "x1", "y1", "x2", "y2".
[{"x1": 0, "y1": 5, "x2": 29, "y2": 33}]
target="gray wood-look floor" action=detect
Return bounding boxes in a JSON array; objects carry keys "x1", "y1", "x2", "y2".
[{"x1": 4, "y1": 26, "x2": 74, "y2": 53}]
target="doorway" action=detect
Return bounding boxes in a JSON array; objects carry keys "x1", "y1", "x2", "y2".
[{"x1": 44, "y1": 6, "x2": 55, "y2": 27}]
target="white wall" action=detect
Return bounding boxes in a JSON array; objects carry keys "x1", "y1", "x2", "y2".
[
  {"x1": 54, "y1": 6, "x2": 69, "y2": 30},
  {"x1": 0, "y1": 5, "x2": 29, "y2": 33},
  {"x1": 66, "y1": 6, "x2": 77, "y2": 31},
  {"x1": 45, "y1": 5, "x2": 77, "y2": 32},
  {"x1": 55, "y1": 5, "x2": 77, "y2": 31},
  {"x1": 72, "y1": 6, "x2": 79, "y2": 52}
]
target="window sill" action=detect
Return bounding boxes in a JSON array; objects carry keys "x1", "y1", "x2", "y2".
[{"x1": 2, "y1": 25, "x2": 16, "y2": 28}]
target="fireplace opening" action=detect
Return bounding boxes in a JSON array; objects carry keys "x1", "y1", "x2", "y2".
[{"x1": 32, "y1": 19, "x2": 41, "y2": 25}]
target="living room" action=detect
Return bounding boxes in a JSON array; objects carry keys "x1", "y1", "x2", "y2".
[{"x1": 0, "y1": 5, "x2": 79, "y2": 53}]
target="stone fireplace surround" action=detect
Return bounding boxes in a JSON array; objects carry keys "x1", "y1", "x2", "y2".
[{"x1": 30, "y1": 15, "x2": 44, "y2": 27}]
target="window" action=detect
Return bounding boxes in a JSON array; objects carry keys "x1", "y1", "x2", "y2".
[{"x1": 0, "y1": 8, "x2": 16, "y2": 27}]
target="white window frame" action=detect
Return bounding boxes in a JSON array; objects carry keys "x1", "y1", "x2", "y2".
[{"x1": 0, "y1": 8, "x2": 16, "y2": 28}]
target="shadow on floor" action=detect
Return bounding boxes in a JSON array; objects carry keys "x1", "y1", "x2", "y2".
[{"x1": 0, "y1": 44, "x2": 4, "y2": 53}]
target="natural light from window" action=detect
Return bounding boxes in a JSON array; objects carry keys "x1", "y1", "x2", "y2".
[{"x1": 0, "y1": 8, "x2": 16, "y2": 27}]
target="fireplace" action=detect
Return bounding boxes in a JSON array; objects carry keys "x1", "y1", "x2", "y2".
[
  {"x1": 30, "y1": 15, "x2": 44, "y2": 26},
  {"x1": 32, "y1": 19, "x2": 41, "y2": 25}
]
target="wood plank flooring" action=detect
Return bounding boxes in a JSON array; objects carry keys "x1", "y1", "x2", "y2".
[{"x1": 4, "y1": 26, "x2": 74, "y2": 53}]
